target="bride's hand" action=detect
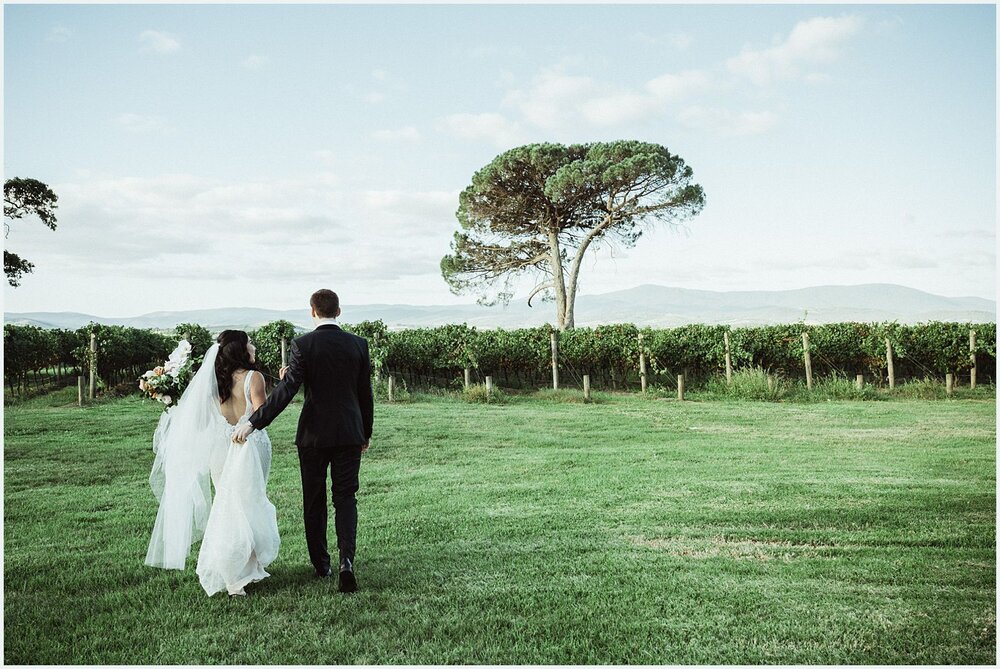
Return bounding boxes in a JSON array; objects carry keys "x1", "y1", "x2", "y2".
[
  {"x1": 232, "y1": 423, "x2": 254, "y2": 444},
  {"x1": 279, "y1": 365, "x2": 289, "y2": 380}
]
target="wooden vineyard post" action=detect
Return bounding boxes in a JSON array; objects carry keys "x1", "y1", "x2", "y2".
[
  {"x1": 885, "y1": 338, "x2": 895, "y2": 390},
  {"x1": 464, "y1": 367, "x2": 471, "y2": 390},
  {"x1": 677, "y1": 374, "x2": 685, "y2": 401},
  {"x1": 583, "y1": 374, "x2": 591, "y2": 401},
  {"x1": 638, "y1": 332, "x2": 647, "y2": 393},
  {"x1": 946, "y1": 373, "x2": 953, "y2": 396},
  {"x1": 89, "y1": 333, "x2": 96, "y2": 400},
  {"x1": 485, "y1": 376, "x2": 493, "y2": 398},
  {"x1": 77, "y1": 376, "x2": 84, "y2": 406},
  {"x1": 970, "y1": 330, "x2": 977, "y2": 389},
  {"x1": 856, "y1": 374, "x2": 864, "y2": 391},
  {"x1": 550, "y1": 330, "x2": 559, "y2": 390},
  {"x1": 281, "y1": 337, "x2": 288, "y2": 368},
  {"x1": 802, "y1": 331, "x2": 813, "y2": 391},
  {"x1": 387, "y1": 375, "x2": 395, "y2": 402},
  {"x1": 724, "y1": 331, "x2": 733, "y2": 386}
]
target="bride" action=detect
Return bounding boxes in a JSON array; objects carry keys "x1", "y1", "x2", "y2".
[{"x1": 144, "y1": 330, "x2": 280, "y2": 597}]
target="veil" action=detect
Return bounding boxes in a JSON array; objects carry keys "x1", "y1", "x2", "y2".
[{"x1": 145, "y1": 343, "x2": 228, "y2": 570}]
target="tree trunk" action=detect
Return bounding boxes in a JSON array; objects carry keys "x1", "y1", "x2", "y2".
[
  {"x1": 563, "y1": 212, "x2": 614, "y2": 331},
  {"x1": 546, "y1": 230, "x2": 569, "y2": 329}
]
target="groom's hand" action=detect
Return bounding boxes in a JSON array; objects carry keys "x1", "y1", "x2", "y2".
[
  {"x1": 232, "y1": 423, "x2": 255, "y2": 444},
  {"x1": 361, "y1": 441, "x2": 370, "y2": 454}
]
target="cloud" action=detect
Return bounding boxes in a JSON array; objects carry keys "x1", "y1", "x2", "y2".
[
  {"x1": 726, "y1": 15, "x2": 864, "y2": 85},
  {"x1": 314, "y1": 149, "x2": 336, "y2": 164},
  {"x1": 502, "y1": 67, "x2": 599, "y2": 129},
  {"x1": 242, "y1": 55, "x2": 269, "y2": 69},
  {"x1": 677, "y1": 106, "x2": 779, "y2": 136},
  {"x1": 371, "y1": 126, "x2": 421, "y2": 142},
  {"x1": 117, "y1": 113, "x2": 170, "y2": 134},
  {"x1": 668, "y1": 32, "x2": 694, "y2": 50},
  {"x1": 645, "y1": 70, "x2": 713, "y2": 101},
  {"x1": 16, "y1": 173, "x2": 454, "y2": 285},
  {"x1": 138, "y1": 30, "x2": 181, "y2": 54},
  {"x1": 363, "y1": 91, "x2": 386, "y2": 104},
  {"x1": 47, "y1": 25, "x2": 72, "y2": 43},
  {"x1": 363, "y1": 190, "x2": 459, "y2": 220},
  {"x1": 499, "y1": 64, "x2": 714, "y2": 131},
  {"x1": 438, "y1": 112, "x2": 527, "y2": 148},
  {"x1": 631, "y1": 31, "x2": 692, "y2": 50},
  {"x1": 372, "y1": 68, "x2": 389, "y2": 81},
  {"x1": 580, "y1": 92, "x2": 659, "y2": 127}
]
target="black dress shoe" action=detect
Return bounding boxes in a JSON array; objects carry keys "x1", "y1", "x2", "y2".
[
  {"x1": 315, "y1": 566, "x2": 332, "y2": 578},
  {"x1": 338, "y1": 557, "x2": 358, "y2": 593}
]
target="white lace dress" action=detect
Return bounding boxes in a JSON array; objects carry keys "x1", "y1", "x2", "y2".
[{"x1": 196, "y1": 370, "x2": 280, "y2": 596}]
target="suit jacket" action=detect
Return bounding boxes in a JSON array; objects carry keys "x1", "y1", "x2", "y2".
[{"x1": 248, "y1": 324, "x2": 374, "y2": 448}]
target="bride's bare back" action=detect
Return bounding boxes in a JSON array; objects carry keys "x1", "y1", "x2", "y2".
[{"x1": 220, "y1": 370, "x2": 266, "y2": 426}]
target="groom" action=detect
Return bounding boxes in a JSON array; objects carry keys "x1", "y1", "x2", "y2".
[{"x1": 232, "y1": 289, "x2": 374, "y2": 593}]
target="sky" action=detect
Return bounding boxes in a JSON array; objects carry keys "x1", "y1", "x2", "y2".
[{"x1": 3, "y1": 1, "x2": 996, "y2": 317}]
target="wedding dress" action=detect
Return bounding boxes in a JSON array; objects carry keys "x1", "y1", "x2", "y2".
[{"x1": 145, "y1": 344, "x2": 280, "y2": 596}]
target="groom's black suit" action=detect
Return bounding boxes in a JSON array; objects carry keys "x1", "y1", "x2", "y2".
[{"x1": 248, "y1": 323, "x2": 374, "y2": 573}]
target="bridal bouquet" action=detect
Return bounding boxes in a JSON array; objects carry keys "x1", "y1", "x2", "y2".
[{"x1": 140, "y1": 340, "x2": 194, "y2": 406}]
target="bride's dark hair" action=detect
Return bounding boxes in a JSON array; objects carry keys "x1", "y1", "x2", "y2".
[{"x1": 215, "y1": 330, "x2": 261, "y2": 403}]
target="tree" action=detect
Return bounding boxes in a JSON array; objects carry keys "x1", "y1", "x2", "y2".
[
  {"x1": 441, "y1": 141, "x2": 705, "y2": 329},
  {"x1": 4, "y1": 178, "x2": 59, "y2": 287}
]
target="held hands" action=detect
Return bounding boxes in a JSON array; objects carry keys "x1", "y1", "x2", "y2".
[
  {"x1": 232, "y1": 422, "x2": 255, "y2": 444},
  {"x1": 279, "y1": 366, "x2": 289, "y2": 380}
]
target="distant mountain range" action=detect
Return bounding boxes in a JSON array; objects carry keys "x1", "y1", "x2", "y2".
[{"x1": 5, "y1": 283, "x2": 995, "y2": 331}]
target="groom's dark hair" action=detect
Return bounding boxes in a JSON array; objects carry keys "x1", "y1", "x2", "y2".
[{"x1": 311, "y1": 289, "x2": 340, "y2": 318}]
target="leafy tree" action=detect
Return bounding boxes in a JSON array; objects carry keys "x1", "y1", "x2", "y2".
[
  {"x1": 174, "y1": 323, "x2": 214, "y2": 361},
  {"x1": 250, "y1": 320, "x2": 300, "y2": 382},
  {"x1": 442, "y1": 141, "x2": 705, "y2": 329},
  {"x1": 4, "y1": 178, "x2": 59, "y2": 287}
]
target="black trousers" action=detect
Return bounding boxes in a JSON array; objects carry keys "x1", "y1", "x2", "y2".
[{"x1": 296, "y1": 444, "x2": 363, "y2": 572}]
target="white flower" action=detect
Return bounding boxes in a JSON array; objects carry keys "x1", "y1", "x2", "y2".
[
  {"x1": 162, "y1": 395, "x2": 172, "y2": 405},
  {"x1": 166, "y1": 340, "x2": 191, "y2": 369}
]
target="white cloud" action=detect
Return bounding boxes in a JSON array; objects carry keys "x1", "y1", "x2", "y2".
[
  {"x1": 363, "y1": 91, "x2": 386, "y2": 104},
  {"x1": 645, "y1": 70, "x2": 713, "y2": 101},
  {"x1": 502, "y1": 66, "x2": 599, "y2": 129},
  {"x1": 580, "y1": 92, "x2": 659, "y2": 127},
  {"x1": 314, "y1": 149, "x2": 336, "y2": 164},
  {"x1": 726, "y1": 15, "x2": 864, "y2": 85},
  {"x1": 138, "y1": 30, "x2": 181, "y2": 54},
  {"x1": 47, "y1": 25, "x2": 72, "y2": 43},
  {"x1": 439, "y1": 112, "x2": 526, "y2": 148},
  {"x1": 668, "y1": 32, "x2": 694, "y2": 50},
  {"x1": 18, "y1": 173, "x2": 453, "y2": 286},
  {"x1": 117, "y1": 113, "x2": 170, "y2": 134},
  {"x1": 372, "y1": 68, "x2": 389, "y2": 81},
  {"x1": 498, "y1": 64, "x2": 715, "y2": 130},
  {"x1": 242, "y1": 55, "x2": 269, "y2": 69},
  {"x1": 371, "y1": 126, "x2": 421, "y2": 142},
  {"x1": 363, "y1": 190, "x2": 459, "y2": 220},
  {"x1": 677, "y1": 106, "x2": 779, "y2": 136},
  {"x1": 803, "y1": 72, "x2": 833, "y2": 85}
]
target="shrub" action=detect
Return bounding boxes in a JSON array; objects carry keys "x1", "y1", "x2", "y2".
[
  {"x1": 705, "y1": 366, "x2": 789, "y2": 402},
  {"x1": 462, "y1": 383, "x2": 509, "y2": 404}
]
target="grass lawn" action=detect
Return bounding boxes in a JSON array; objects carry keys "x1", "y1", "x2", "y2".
[{"x1": 3, "y1": 387, "x2": 996, "y2": 664}]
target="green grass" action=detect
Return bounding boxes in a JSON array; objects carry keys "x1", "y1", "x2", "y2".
[{"x1": 4, "y1": 386, "x2": 996, "y2": 664}]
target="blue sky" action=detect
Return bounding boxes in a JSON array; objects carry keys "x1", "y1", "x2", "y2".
[{"x1": 3, "y1": 2, "x2": 996, "y2": 316}]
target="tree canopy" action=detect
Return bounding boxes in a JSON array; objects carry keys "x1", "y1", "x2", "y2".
[
  {"x1": 4, "y1": 177, "x2": 59, "y2": 287},
  {"x1": 441, "y1": 141, "x2": 706, "y2": 329}
]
